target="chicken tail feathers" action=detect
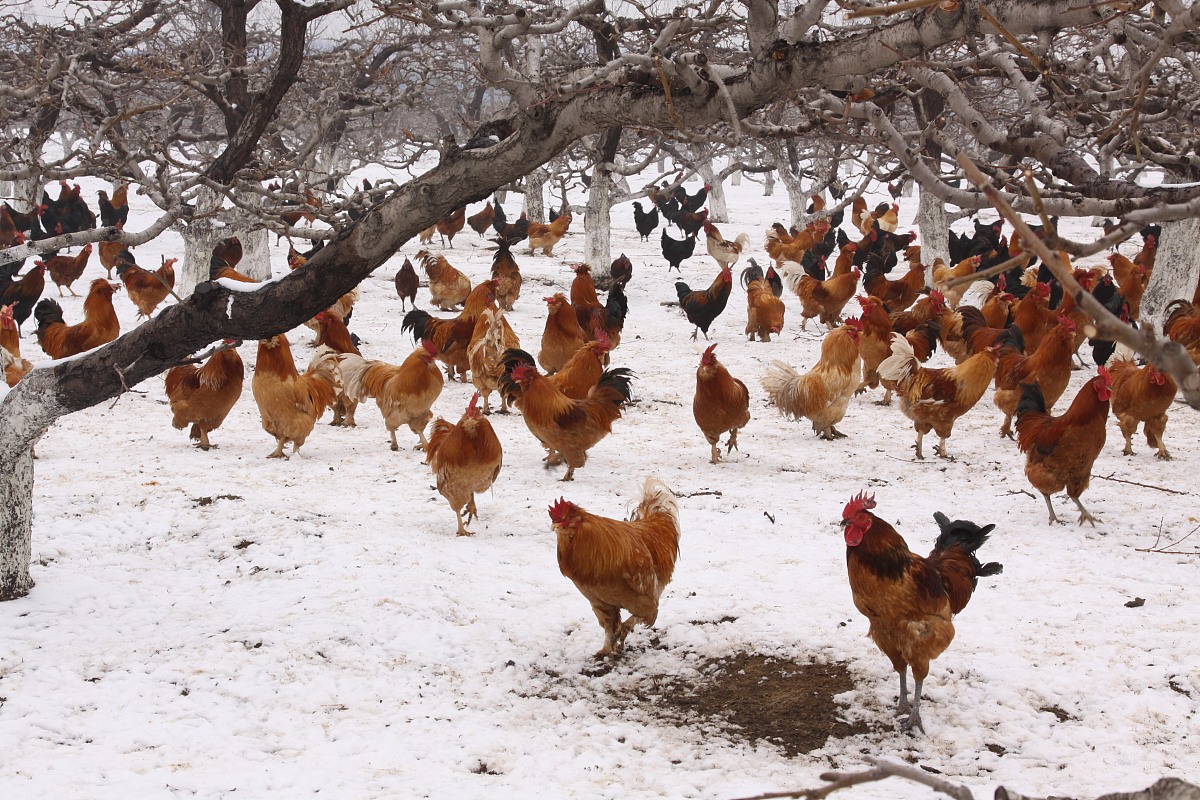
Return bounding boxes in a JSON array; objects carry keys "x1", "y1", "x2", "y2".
[
  {"x1": 675, "y1": 281, "x2": 692, "y2": 303},
  {"x1": 34, "y1": 298, "x2": 64, "y2": 329},
  {"x1": 930, "y1": 511, "x2": 1002, "y2": 614},
  {"x1": 593, "y1": 367, "x2": 635, "y2": 406},
  {"x1": 401, "y1": 309, "x2": 432, "y2": 342},
  {"x1": 633, "y1": 478, "x2": 679, "y2": 529}
]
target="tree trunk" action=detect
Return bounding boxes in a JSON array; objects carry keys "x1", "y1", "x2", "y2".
[
  {"x1": 764, "y1": 169, "x2": 775, "y2": 197},
  {"x1": 1142, "y1": 217, "x2": 1200, "y2": 331},
  {"x1": 524, "y1": 167, "x2": 548, "y2": 223},
  {"x1": 915, "y1": 185, "x2": 949, "y2": 282},
  {"x1": 584, "y1": 128, "x2": 622, "y2": 279},
  {"x1": 0, "y1": 369, "x2": 65, "y2": 599},
  {"x1": 177, "y1": 188, "x2": 272, "y2": 297},
  {"x1": 697, "y1": 156, "x2": 728, "y2": 224}
]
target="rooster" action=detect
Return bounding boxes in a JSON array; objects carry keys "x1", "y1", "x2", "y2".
[
  {"x1": 469, "y1": 306, "x2": 522, "y2": 413},
  {"x1": 504, "y1": 361, "x2": 634, "y2": 481},
  {"x1": 425, "y1": 393, "x2": 504, "y2": 536},
  {"x1": 992, "y1": 317, "x2": 1076, "y2": 439},
  {"x1": 792, "y1": 262, "x2": 860, "y2": 331},
  {"x1": 550, "y1": 478, "x2": 681, "y2": 658},
  {"x1": 675, "y1": 265, "x2": 733, "y2": 341},
  {"x1": 745, "y1": 277, "x2": 785, "y2": 342},
  {"x1": 436, "y1": 206, "x2": 466, "y2": 247},
  {"x1": 692, "y1": 343, "x2": 750, "y2": 464},
  {"x1": 340, "y1": 340, "x2": 445, "y2": 451},
  {"x1": 878, "y1": 333, "x2": 999, "y2": 459},
  {"x1": 97, "y1": 185, "x2": 129, "y2": 229},
  {"x1": 762, "y1": 320, "x2": 863, "y2": 440},
  {"x1": 0, "y1": 263, "x2": 46, "y2": 333},
  {"x1": 312, "y1": 311, "x2": 362, "y2": 427},
  {"x1": 417, "y1": 250, "x2": 471, "y2": 311},
  {"x1": 34, "y1": 279, "x2": 120, "y2": 359},
  {"x1": 632, "y1": 201, "x2": 658, "y2": 241},
  {"x1": 842, "y1": 492, "x2": 1002, "y2": 732},
  {"x1": 703, "y1": 220, "x2": 749, "y2": 271},
  {"x1": 501, "y1": 335, "x2": 611, "y2": 410},
  {"x1": 467, "y1": 202, "x2": 495, "y2": 238},
  {"x1": 40, "y1": 245, "x2": 92, "y2": 297},
  {"x1": 1016, "y1": 367, "x2": 1112, "y2": 525},
  {"x1": 165, "y1": 342, "x2": 245, "y2": 450},
  {"x1": 250, "y1": 336, "x2": 338, "y2": 458},
  {"x1": 1109, "y1": 357, "x2": 1176, "y2": 460},
  {"x1": 117, "y1": 253, "x2": 177, "y2": 318},
  {"x1": 402, "y1": 280, "x2": 496, "y2": 381}
]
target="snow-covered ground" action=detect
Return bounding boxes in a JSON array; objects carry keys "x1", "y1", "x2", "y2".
[{"x1": 1, "y1": 172, "x2": 1197, "y2": 799}]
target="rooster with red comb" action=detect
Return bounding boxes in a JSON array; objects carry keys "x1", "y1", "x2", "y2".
[{"x1": 842, "y1": 492, "x2": 1002, "y2": 733}]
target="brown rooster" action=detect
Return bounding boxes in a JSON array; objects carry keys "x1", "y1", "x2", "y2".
[
  {"x1": 693, "y1": 343, "x2": 751, "y2": 464},
  {"x1": 40, "y1": 245, "x2": 92, "y2": 297},
  {"x1": 165, "y1": 342, "x2": 244, "y2": 450},
  {"x1": 425, "y1": 392, "x2": 504, "y2": 536},
  {"x1": 34, "y1": 279, "x2": 120, "y2": 359}
]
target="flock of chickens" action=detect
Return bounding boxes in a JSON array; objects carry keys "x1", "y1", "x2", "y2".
[{"x1": 2, "y1": 177, "x2": 1194, "y2": 735}]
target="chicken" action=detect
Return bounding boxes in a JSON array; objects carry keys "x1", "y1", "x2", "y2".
[
  {"x1": 745, "y1": 277, "x2": 785, "y2": 342},
  {"x1": 1016, "y1": 367, "x2": 1112, "y2": 525},
  {"x1": 418, "y1": 250, "x2": 471, "y2": 311},
  {"x1": 841, "y1": 492, "x2": 1002, "y2": 732},
  {"x1": 40, "y1": 245, "x2": 92, "y2": 298},
  {"x1": 501, "y1": 334, "x2": 611, "y2": 410},
  {"x1": 0, "y1": 203, "x2": 27, "y2": 247},
  {"x1": 436, "y1": 206, "x2": 466, "y2": 247},
  {"x1": 418, "y1": 223, "x2": 437, "y2": 245},
  {"x1": 1162, "y1": 300, "x2": 1200, "y2": 361},
  {"x1": 1109, "y1": 357, "x2": 1176, "y2": 460},
  {"x1": 98, "y1": 240, "x2": 127, "y2": 280},
  {"x1": 932, "y1": 255, "x2": 982, "y2": 307},
  {"x1": 496, "y1": 210, "x2": 529, "y2": 246},
  {"x1": 692, "y1": 343, "x2": 751, "y2": 464},
  {"x1": 765, "y1": 220, "x2": 830, "y2": 266},
  {"x1": 0, "y1": 304, "x2": 33, "y2": 386},
  {"x1": 675, "y1": 264, "x2": 733, "y2": 341},
  {"x1": 992, "y1": 317, "x2": 1076, "y2": 439},
  {"x1": 674, "y1": 207, "x2": 708, "y2": 238},
  {"x1": 703, "y1": 220, "x2": 750, "y2": 271},
  {"x1": 313, "y1": 311, "x2": 362, "y2": 426},
  {"x1": 762, "y1": 320, "x2": 863, "y2": 440},
  {"x1": 550, "y1": 478, "x2": 681, "y2": 658},
  {"x1": 569, "y1": 263, "x2": 627, "y2": 352},
  {"x1": 250, "y1": 336, "x2": 338, "y2": 458},
  {"x1": 661, "y1": 228, "x2": 696, "y2": 273},
  {"x1": 889, "y1": 290, "x2": 946, "y2": 335},
  {"x1": 0, "y1": 263, "x2": 46, "y2": 333},
  {"x1": 117, "y1": 254, "x2": 177, "y2": 318},
  {"x1": 340, "y1": 340, "x2": 445, "y2": 451},
  {"x1": 164, "y1": 342, "x2": 245, "y2": 450},
  {"x1": 538, "y1": 293, "x2": 589, "y2": 374},
  {"x1": 97, "y1": 185, "x2": 129, "y2": 229},
  {"x1": 402, "y1": 280, "x2": 497, "y2": 382},
  {"x1": 1109, "y1": 252, "x2": 1148, "y2": 322},
  {"x1": 854, "y1": 294, "x2": 895, "y2": 396},
  {"x1": 467, "y1": 202, "x2": 495, "y2": 238},
  {"x1": 632, "y1": 201, "x2": 658, "y2": 241},
  {"x1": 210, "y1": 236, "x2": 255, "y2": 283},
  {"x1": 527, "y1": 213, "x2": 571, "y2": 256},
  {"x1": 505, "y1": 361, "x2": 634, "y2": 481},
  {"x1": 469, "y1": 306, "x2": 521, "y2": 413},
  {"x1": 610, "y1": 253, "x2": 633, "y2": 289},
  {"x1": 425, "y1": 393, "x2": 504, "y2": 536},
  {"x1": 394, "y1": 256, "x2": 419, "y2": 310},
  {"x1": 34, "y1": 279, "x2": 121, "y2": 359},
  {"x1": 792, "y1": 264, "x2": 861, "y2": 331},
  {"x1": 863, "y1": 251, "x2": 925, "y2": 312},
  {"x1": 302, "y1": 287, "x2": 359, "y2": 341},
  {"x1": 740, "y1": 258, "x2": 783, "y2": 298},
  {"x1": 490, "y1": 237, "x2": 523, "y2": 311},
  {"x1": 878, "y1": 333, "x2": 1000, "y2": 459},
  {"x1": 1011, "y1": 281, "x2": 1054, "y2": 353}
]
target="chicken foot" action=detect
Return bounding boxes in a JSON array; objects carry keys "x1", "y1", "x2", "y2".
[
  {"x1": 267, "y1": 437, "x2": 290, "y2": 459},
  {"x1": 708, "y1": 442, "x2": 721, "y2": 464},
  {"x1": 726, "y1": 428, "x2": 742, "y2": 455},
  {"x1": 1070, "y1": 495, "x2": 1100, "y2": 527},
  {"x1": 904, "y1": 678, "x2": 926, "y2": 734}
]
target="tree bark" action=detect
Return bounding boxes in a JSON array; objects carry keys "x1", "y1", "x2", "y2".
[
  {"x1": 178, "y1": 188, "x2": 272, "y2": 296},
  {"x1": 696, "y1": 154, "x2": 728, "y2": 224},
  {"x1": 524, "y1": 167, "x2": 548, "y2": 223},
  {"x1": 1142, "y1": 218, "x2": 1200, "y2": 331},
  {"x1": 583, "y1": 128, "x2": 622, "y2": 279},
  {"x1": 915, "y1": 185, "x2": 950, "y2": 279}
]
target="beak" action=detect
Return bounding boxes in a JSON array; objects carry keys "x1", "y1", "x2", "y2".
[{"x1": 838, "y1": 519, "x2": 850, "y2": 528}]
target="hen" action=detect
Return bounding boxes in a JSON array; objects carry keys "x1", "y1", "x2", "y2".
[
  {"x1": 692, "y1": 343, "x2": 750, "y2": 464},
  {"x1": 467, "y1": 202, "x2": 495, "y2": 238},
  {"x1": 661, "y1": 228, "x2": 696, "y2": 273},
  {"x1": 468, "y1": 306, "x2": 522, "y2": 413},
  {"x1": 117, "y1": 253, "x2": 177, "y2": 318},
  {"x1": 632, "y1": 201, "x2": 659, "y2": 241},
  {"x1": 34, "y1": 279, "x2": 121, "y2": 359},
  {"x1": 490, "y1": 238, "x2": 523, "y2": 311},
  {"x1": 0, "y1": 263, "x2": 46, "y2": 333},
  {"x1": 505, "y1": 361, "x2": 634, "y2": 481},
  {"x1": 425, "y1": 392, "x2": 504, "y2": 536},
  {"x1": 762, "y1": 320, "x2": 862, "y2": 440},
  {"x1": 745, "y1": 277, "x2": 785, "y2": 342},
  {"x1": 250, "y1": 336, "x2": 338, "y2": 458},
  {"x1": 842, "y1": 492, "x2": 1002, "y2": 732},
  {"x1": 41, "y1": 245, "x2": 92, "y2": 298},
  {"x1": 418, "y1": 250, "x2": 471, "y2": 311},
  {"x1": 164, "y1": 342, "x2": 245, "y2": 450},
  {"x1": 402, "y1": 280, "x2": 496, "y2": 381},
  {"x1": 538, "y1": 293, "x2": 588, "y2": 374},
  {"x1": 550, "y1": 478, "x2": 681, "y2": 658},
  {"x1": 878, "y1": 333, "x2": 999, "y2": 460},
  {"x1": 1016, "y1": 367, "x2": 1112, "y2": 525},
  {"x1": 1109, "y1": 357, "x2": 1175, "y2": 460},
  {"x1": 341, "y1": 340, "x2": 445, "y2": 451},
  {"x1": 527, "y1": 214, "x2": 571, "y2": 256},
  {"x1": 991, "y1": 317, "x2": 1075, "y2": 439},
  {"x1": 793, "y1": 263, "x2": 860, "y2": 331},
  {"x1": 394, "y1": 256, "x2": 419, "y2": 310},
  {"x1": 0, "y1": 304, "x2": 33, "y2": 386},
  {"x1": 675, "y1": 264, "x2": 733, "y2": 341},
  {"x1": 436, "y1": 206, "x2": 466, "y2": 248}
]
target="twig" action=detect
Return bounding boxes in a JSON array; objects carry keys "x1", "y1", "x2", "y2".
[
  {"x1": 1094, "y1": 473, "x2": 1189, "y2": 496},
  {"x1": 679, "y1": 489, "x2": 722, "y2": 498},
  {"x1": 1136, "y1": 522, "x2": 1200, "y2": 555},
  {"x1": 846, "y1": 0, "x2": 941, "y2": 19},
  {"x1": 938, "y1": 251, "x2": 1031, "y2": 291},
  {"x1": 734, "y1": 757, "x2": 976, "y2": 800},
  {"x1": 1004, "y1": 489, "x2": 1036, "y2": 499},
  {"x1": 163, "y1": 339, "x2": 243, "y2": 371}
]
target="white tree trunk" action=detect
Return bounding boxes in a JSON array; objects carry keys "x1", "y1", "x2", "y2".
[
  {"x1": 0, "y1": 370, "x2": 65, "y2": 599},
  {"x1": 1143, "y1": 217, "x2": 1200, "y2": 331},
  {"x1": 915, "y1": 185, "x2": 950, "y2": 282},
  {"x1": 763, "y1": 169, "x2": 775, "y2": 198},
  {"x1": 731, "y1": 170, "x2": 742, "y2": 187},
  {"x1": 524, "y1": 168, "x2": 548, "y2": 223},
  {"x1": 177, "y1": 188, "x2": 272, "y2": 297},
  {"x1": 697, "y1": 158, "x2": 728, "y2": 224},
  {"x1": 583, "y1": 166, "x2": 613, "y2": 278}
]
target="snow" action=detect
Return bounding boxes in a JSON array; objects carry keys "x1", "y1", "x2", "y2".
[{"x1": 2, "y1": 173, "x2": 1198, "y2": 799}]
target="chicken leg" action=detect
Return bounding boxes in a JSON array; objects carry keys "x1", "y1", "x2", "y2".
[
  {"x1": 1070, "y1": 494, "x2": 1100, "y2": 527},
  {"x1": 1041, "y1": 492, "x2": 1061, "y2": 525},
  {"x1": 904, "y1": 678, "x2": 926, "y2": 734}
]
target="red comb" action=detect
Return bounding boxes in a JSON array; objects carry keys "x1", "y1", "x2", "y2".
[
  {"x1": 548, "y1": 497, "x2": 575, "y2": 525},
  {"x1": 842, "y1": 491, "x2": 877, "y2": 520},
  {"x1": 843, "y1": 317, "x2": 864, "y2": 331}
]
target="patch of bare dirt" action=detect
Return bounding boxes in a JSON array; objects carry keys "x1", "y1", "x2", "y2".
[{"x1": 626, "y1": 653, "x2": 870, "y2": 757}]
